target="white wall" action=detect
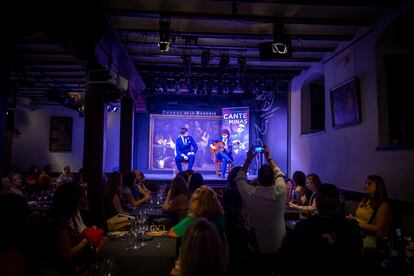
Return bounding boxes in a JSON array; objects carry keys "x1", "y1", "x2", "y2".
[
  {"x1": 12, "y1": 104, "x2": 122, "y2": 174},
  {"x1": 289, "y1": 4, "x2": 414, "y2": 202},
  {"x1": 13, "y1": 105, "x2": 85, "y2": 173}
]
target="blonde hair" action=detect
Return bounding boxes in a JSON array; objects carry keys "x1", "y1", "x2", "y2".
[{"x1": 189, "y1": 185, "x2": 223, "y2": 220}]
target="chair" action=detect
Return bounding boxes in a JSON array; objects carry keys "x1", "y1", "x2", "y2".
[{"x1": 215, "y1": 159, "x2": 232, "y2": 177}]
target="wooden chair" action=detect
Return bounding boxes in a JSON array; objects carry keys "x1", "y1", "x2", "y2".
[{"x1": 215, "y1": 159, "x2": 232, "y2": 177}]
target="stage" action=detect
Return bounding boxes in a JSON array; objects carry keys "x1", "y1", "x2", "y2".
[{"x1": 144, "y1": 172, "x2": 257, "y2": 188}]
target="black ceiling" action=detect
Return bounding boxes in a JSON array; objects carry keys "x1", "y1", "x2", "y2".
[{"x1": 7, "y1": 0, "x2": 410, "y2": 104}]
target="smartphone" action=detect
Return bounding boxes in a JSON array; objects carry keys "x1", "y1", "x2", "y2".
[{"x1": 254, "y1": 146, "x2": 264, "y2": 153}]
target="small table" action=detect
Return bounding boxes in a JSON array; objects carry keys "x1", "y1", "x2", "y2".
[{"x1": 102, "y1": 236, "x2": 177, "y2": 275}]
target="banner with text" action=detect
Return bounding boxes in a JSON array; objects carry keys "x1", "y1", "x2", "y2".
[{"x1": 222, "y1": 107, "x2": 249, "y2": 166}]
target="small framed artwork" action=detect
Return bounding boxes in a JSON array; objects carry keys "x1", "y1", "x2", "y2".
[
  {"x1": 330, "y1": 77, "x2": 361, "y2": 128},
  {"x1": 49, "y1": 117, "x2": 73, "y2": 152}
]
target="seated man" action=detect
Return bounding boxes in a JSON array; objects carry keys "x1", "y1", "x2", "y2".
[
  {"x1": 175, "y1": 127, "x2": 198, "y2": 173},
  {"x1": 210, "y1": 129, "x2": 233, "y2": 178}
]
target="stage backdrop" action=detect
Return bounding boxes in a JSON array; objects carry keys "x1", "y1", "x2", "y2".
[
  {"x1": 149, "y1": 114, "x2": 222, "y2": 171},
  {"x1": 222, "y1": 107, "x2": 250, "y2": 166}
]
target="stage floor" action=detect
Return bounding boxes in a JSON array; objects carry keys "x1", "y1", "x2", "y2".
[{"x1": 145, "y1": 172, "x2": 256, "y2": 181}]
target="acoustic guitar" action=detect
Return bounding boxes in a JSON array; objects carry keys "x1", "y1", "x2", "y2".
[{"x1": 210, "y1": 141, "x2": 226, "y2": 155}]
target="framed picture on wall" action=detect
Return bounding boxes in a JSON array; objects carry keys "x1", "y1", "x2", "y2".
[
  {"x1": 330, "y1": 77, "x2": 361, "y2": 128},
  {"x1": 49, "y1": 117, "x2": 73, "y2": 152}
]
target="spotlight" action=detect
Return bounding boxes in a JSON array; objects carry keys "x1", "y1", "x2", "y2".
[
  {"x1": 182, "y1": 52, "x2": 192, "y2": 78},
  {"x1": 219, "y1": 53, "x2": 230, "y2": 71},
  {"x1": 271, "y1": 42, "x2": 288, "y2": 54},
  {"x1": 106, "y1": 104, "x2": 119, "y2": 112},
  {"x1": 159, "y1": 15, "x2": 171, "y2": 52},
  {"x1": 271, "y1": 19, "x2": 291, "y2": 56},
  {"x1": 237, "y1": 55, "x2": 246, "y2": 81},
  {"x1": 201, "y1": 50, "x2": 211, "y2": 68},
  {"x1": 158, "y1": 41, "x2": 170, "y2": 52},
  {"x1": 218, "y1": 53, "x2": 230, "y2": 77}
]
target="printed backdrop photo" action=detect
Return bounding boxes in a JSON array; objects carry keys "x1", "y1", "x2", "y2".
[{"x1": 149, "y1": 114, "x2": 222, "y2": 171}]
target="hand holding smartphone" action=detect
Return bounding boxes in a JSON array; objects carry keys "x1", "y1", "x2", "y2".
[{"x1": 253, "y1": 146, "x2": 265, "y2": 153}]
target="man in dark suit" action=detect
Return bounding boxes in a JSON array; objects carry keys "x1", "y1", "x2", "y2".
[
  {"x1": 175, "y1": 127, "x2": 198, "y2": 172},
  {"x1": 210, "y1": 128, "x2": 233, "y2": 178}
]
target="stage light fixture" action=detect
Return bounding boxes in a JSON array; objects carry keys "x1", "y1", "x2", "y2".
[
  {"x1": 201, "y1": 50, "x2": 211, "y2": 68},
  {"x1": 237, "y1": 55, "x2": 246, "y2": 81},
  {"x1": 271, "y1": 19, "x2": 290, "y2": 56},
  {"x1": 158, "y1": 15, "x2": 171, "y2": 52},
  {"x1": 218, "y1": 52, "x2": 230, "y2": 78},
  {"x1": 219, "y1": 53, "x2": 230, "y2": 70},
  {"x1": 106, "y1": 104, "x2": 119, "y2": 112},
  {"x1": 182, "y1": 52, "x2": 192, "y2": 78}
]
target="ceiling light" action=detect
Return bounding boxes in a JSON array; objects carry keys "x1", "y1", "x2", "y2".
[
  {"x1": 201, "y1": 50, "x2": 211, "y2": 68},
  {"x1": 158, "y1": 41, "x2": 170, "y2": 52},
  {"x1": 182, "y1": 52, "x2": 192, "y2": 78},
  {"x1": 218, "y1": 53, "x2": 230, "y2": 76},
  {"x1": 237, "y1": 55, "x2": 246, "y2": 81},
  {"x1": 271, "y1": 42, "x2": 288, "y2": 54},
  {"x1": 159, "y1": 15, "x2": 171, "y2": 52},
  {"x1": 271, "y1": 19, "x2": 291, "y2": 56},
  {"x1": 106, "y1": 104, "x2": 119, "y2": 112}
]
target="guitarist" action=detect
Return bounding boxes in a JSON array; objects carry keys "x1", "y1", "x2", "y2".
[
  {"x1": 210, "y1": 129, "x2": 233, "y2": 178},
  {"x1": 175, "y1": 127, "x2": 198, "y2": 172}
]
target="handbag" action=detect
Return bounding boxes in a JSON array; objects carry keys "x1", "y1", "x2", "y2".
[{"x1": 106, "y1": 214, "x2": 131, "y2": 231}]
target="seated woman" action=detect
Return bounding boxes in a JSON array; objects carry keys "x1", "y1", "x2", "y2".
[
  {"x1": 289, "y1": 171, "x2": 309, "y2": 205},
  {"x1": 188, "y1": 172, "x2": 204, "y2": 195},
  {"x1": 169, "y1": 185, "x2": 225, "y2": 239},
  {"x1": 121, "y1": 171, "x2": 151, "y2": 209},
  {"x1": 179, "y1": 218, "x2": 227, "y2": 276},
  {"x1": 0, "y1": 193, "x2": 28, "y2": 276},
  {"x1": 48, "y1": 183, "x2": 92, "y2": 275},
  {"x1": 9, "y1": 173, "x2": 25, "y2": 196},
  {"x1": 56, "y1": 165, "x2": 74, "y2": 186},
  {"x1": 347, "y1": 175, "x2": 393, "y2": 244},
  {"x1": 162, "y1": 175, "x2": 190, "y2": 224},
  {"x1": 133, "y1": 170, "x2": 151, "y2": 198},
  {"x1": 282, "y1": 184, "x2": 363, "y2": 275},
  {"x1": 289, "y1": 173, "x2": 322, "y2": 217},
  {"x1": 103, "y1": 172, "x2": 128, "y2": 218},
  {"x1": 26, "y1": 165, "x2": 40, "y2": 193}
]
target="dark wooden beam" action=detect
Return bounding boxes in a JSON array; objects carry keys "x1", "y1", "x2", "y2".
[
  {"x1": 123, "y1": 41, "x2": 336, "y2": 53},
  {"x1": 205, "y1": 0, "x2": 403, "y2": 7},
  {"x1": 111, "y1": 9, "x2": 373, "y2": 26},
  {"x1": 117, "y1": 28, "x2": 354, "y2": 41}
]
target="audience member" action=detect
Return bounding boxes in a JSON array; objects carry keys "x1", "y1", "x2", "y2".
[
  {"x1": 188, "y1": 172, "x2": 204, "y2": 194},
  {"x1": 9, "y1": 173, "x2": 25, "y2": 196},
  {"x1": 234, "y1": 145, "x2": 287, "y2": 275},
  {"x1": 180, "y1": 218, "x2": 227, "y2": 276},
  {"x1": 56, "y1": 165, "x2": 74, "y2": 185},
  {"x1": 282, "y1": 184, "x2": 363, "y2": 276},
  {"x1": 48, "y1": 183, "x2": 92, "y2": 275},
  {"x1": 169, "y1": 185, "x2": 225, "y2": 238},
  {"x1": 285, "y1": 178, "x2": 294, "y2": 203},
  {"x1": 162, "y1": 175, "x2": 190, "y2": 223},
  {"x1": 103, "y1": 172, "x2": 128, "y2": 218},
  {"x1": 289, "y1": 170, "x2": 311, "y2": 206},
  {"x1": 289, "y1": 173, "x2": 322, "y2": 216},
  {"x1": 121, "y1": 171, "x2": 151, "y2": 209},
  {"x1": 0, "y1": 177, "x2": 12, "y2": 195},
  {"x1": 346, "y1": 175, "x2": 393, "y2": 246},
  {"x1": 133, "y1": 170, "x2": 151, "y2": 198},
  {"x1": 0, "y1": 193, "x2": 28, "y2": 276},
  {"x1": 223, "y1": 165, "x2": 258, "y2": 275},
  {"x1": 39, "y1": 164, "x2": 52, "y2": 190},
  {"x1": 26, "y1": 165, "x2": 40, "y2": 190}
]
